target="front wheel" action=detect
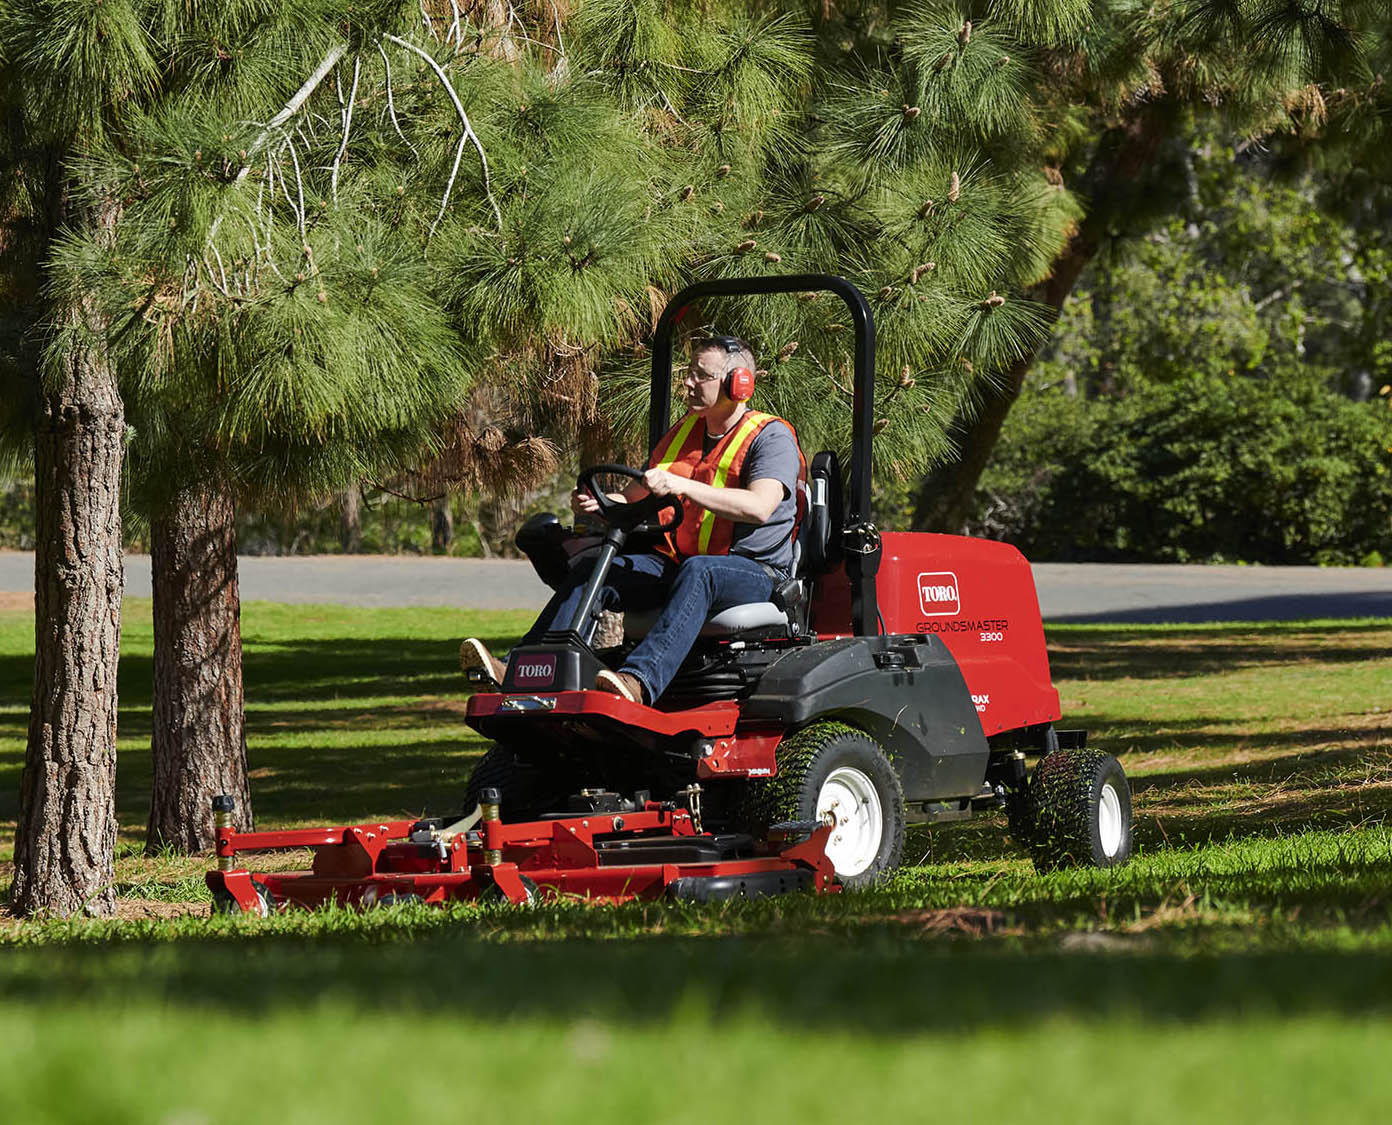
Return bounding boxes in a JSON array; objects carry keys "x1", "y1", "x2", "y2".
[
  {"x1": 742, "y1": 723, "x2": 905, "y2": 889},
  {"x1": 210, "y1": 879, "x2": 275, "y2": 917},
  {"x1": 1024, "y1": 749, "x2": 1133, "y2": 872}
]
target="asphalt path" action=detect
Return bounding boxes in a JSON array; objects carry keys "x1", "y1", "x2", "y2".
[{"x1": 1, "y1": 551, "x2": 1388, "y2": 623}]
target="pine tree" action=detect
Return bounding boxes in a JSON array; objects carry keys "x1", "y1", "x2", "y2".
[
  {"x1": 0, "y1": 1, "x2": 486, "y2": 890},
  {"x1": 887, "y1": 0, "x2": 1386, "y2": 530},
  {"x1": 0, "y1": 0, "x2": 158, "y2": 915},
  {"x1": 67, "y1": 4, "x2": 481, "y2": 852}
]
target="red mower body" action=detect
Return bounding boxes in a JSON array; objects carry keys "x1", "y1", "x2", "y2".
[
  {"x1": 207, "y1": 807, "x2": 838, "y2": 912},
  {"x1": 812, "y1": 532, "x2": 1061, "y2": 738}
]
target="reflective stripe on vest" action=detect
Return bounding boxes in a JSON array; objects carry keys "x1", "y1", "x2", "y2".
[
  {"x1": 697, "y1": 418, "x2": 765, "y2": 553},
  {"x1": 650, "y1": 413, "x2": 701, "y2": 471}
]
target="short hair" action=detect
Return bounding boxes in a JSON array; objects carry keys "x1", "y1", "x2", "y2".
[{"x1": 691, "y1": 335, "x2": 757, "y2": 377}]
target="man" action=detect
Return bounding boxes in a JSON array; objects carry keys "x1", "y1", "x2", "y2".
[{"x1": 460, "y1": 335, "x2": 805, "y2": 704}]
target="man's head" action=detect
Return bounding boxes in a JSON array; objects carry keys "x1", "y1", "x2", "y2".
[{"x1": 683, "y1": 336, "x2": 757, "y2": 413}]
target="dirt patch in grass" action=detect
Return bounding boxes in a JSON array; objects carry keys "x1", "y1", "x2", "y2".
[
  {"x1": 0, "y1": 592, "x2": 31, "y2": 612},
  {"x1": 879, "y1": 907, "x2": 1016, "y2": 937},
  {"x1": 113, "y1": 899, "x2": 206, "y2": 922},
  {"x1": 0, "y1": 899, "x2": 205, "y2": 929}
]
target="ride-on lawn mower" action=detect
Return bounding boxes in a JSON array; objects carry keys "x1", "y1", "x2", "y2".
[{"x1": 207, "y1": 275, "x2": 1133, "y2": 914}]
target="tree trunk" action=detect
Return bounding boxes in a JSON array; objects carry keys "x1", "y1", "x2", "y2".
[
  {"x1": 430, "y1": 495, "x2": 454, "y2": 552},
  {"x1": 12, "y1": 295, "x2": 124, "y2": 918},
  {"x1": 915, "y1": 103, "x2": 1179, "y2": 533},
  {"x1": 339, "y1": 487, "x2": 362, "y2": 553},
  {"x1": 147, "y1": 480, "x2": 252, "y2": 853},
  {"x1": 915, "y1": 240, "x2": 1097, "y2": 532}
]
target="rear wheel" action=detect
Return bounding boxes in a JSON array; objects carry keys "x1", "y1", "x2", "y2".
[
  {"x1": 463, "y1": 745, "x2": 556, "y2": 822},
  {"x1": 743, "y1": 723, "x2": 905, "y2": 889},
  {"x1": 1025, "y1": 749, "x2": 1133, "y2": 872}
]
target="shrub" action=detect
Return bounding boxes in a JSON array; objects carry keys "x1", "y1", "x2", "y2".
[{"x1": 971, "y1": 375, "x2": 1392, "y2": 564}]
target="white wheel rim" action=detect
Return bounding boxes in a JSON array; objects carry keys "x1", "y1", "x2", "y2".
[
  {"x1": 817, "y1": 767, "x2": 884, "y2": 878},
  {"x1": 1098, "y1": 782, "x2": 1123, "y2": 858}
]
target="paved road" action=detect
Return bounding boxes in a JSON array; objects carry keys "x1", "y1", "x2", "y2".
[{"x1": 1, "y1": 551, "x2": 1388, "y2": 622}]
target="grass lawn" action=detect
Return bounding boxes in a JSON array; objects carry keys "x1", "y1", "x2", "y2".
[{"x1": 1, "y1": 602, "x2": 1390, "y2": 1122}]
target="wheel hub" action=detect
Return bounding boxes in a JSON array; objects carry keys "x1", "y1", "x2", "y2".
[
  {"x1": 816, "y1": 767, "x2": 884, "y2": 878},
  {"x1": 1098, "y1": 782, "x2": 1123, "y2": 858}
]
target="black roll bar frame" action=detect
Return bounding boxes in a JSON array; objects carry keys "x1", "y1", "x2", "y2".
[{"x1": 649, "y1": 274, "x2": 881, "y2": 637}]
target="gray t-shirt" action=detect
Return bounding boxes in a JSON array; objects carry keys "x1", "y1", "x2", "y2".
[{"x1": 718, "y1": 419, "x2": 800, "y2": 575}]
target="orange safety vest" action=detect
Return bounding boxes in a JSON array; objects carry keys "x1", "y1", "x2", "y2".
[{"x1": 648, "y1": 409, "x2": 807, "y2": 561}]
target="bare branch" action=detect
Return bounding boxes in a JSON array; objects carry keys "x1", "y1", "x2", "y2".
[
  {"x1": 244, "y1": 212, "x2": 286, "y2": 283},
  {"x1": 209, "y1": 242, "x2": 231, "y2": 294},
  {"x1": 368, "y1": 479, "x2": 446, "y2": 505},
  {"x1": 236, "y1": 45, "x2": 348, "y2": 184},
  {"x1": 551, "y1": 1, "x2": 567, "y2": 55},
  {"x1": 383, "y1": 34, "x2": 504, "y2": 237},
  {"x1": 331, "y1": 56, "x2": 361, "y2": 205},
  {"x1": 202, "y1": 254, "x2": 233, "y2": 298},
  {"x1": 550, "y1": 1, "x2": 569, "y2": 78},
  {"x1": 377, "y1": 42, "x2": 420, "y2": 162},
  {"x1": 448, "y1": 0, "x2": 464, "y2": 48},
  {"x1": 1254, "y1": 280, "x2": 1301, "y2": 312},
  {"x1": 438, "y1": 133, "x2": 470, "y2": 238},
  {"x1": 282, "y1": 137, "x2": 307, "y2": 241}
]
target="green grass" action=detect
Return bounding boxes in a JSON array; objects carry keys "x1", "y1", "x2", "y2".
[{"x1": 1, "y1": 604, "x2": 1391, "y2": 1121}]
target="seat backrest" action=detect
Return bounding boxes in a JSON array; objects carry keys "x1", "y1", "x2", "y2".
[{"x1": 801, "y1": 450, "x2": 843, "y2": 577}]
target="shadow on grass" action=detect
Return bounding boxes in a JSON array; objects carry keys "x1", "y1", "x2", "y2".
[
  {"x1": 1046, "y1": 622, "x2": 1392, "y2": 683},
  {"x1": 1129, "y1": 745, "x2": 1392, "y2": 793},
  {"x1": 1104, "y1": 723, "x2": 1389, "y2": 761},
  {"x1": 0, "y1": 626, "x2": 526, "y2": 711},
  {"x1": 1052, "y1": 591, "x2": 1392, "y2": 625},
  {"x1": 2, "y1": 927, "x2": 1392, "y2": 1031},
  {"x1": 0, "y1": 629, "x2": 516, "y2": 832},
  {"x1": 246, "y1": 742, "x2": 486, "y2": 824}
]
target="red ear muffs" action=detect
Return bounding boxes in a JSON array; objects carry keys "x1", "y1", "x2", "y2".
[{"x1": 725, "y1": 366, "x2": 755, "y2": 402}]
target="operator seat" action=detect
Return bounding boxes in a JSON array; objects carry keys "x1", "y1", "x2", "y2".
[{"x1": 624, "y1": 451, "x2": 843, "y2": 642}]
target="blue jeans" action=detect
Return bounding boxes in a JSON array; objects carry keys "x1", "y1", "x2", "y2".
[{"x1": 522, "y1": 552, "x2": 774, "y2": 703}]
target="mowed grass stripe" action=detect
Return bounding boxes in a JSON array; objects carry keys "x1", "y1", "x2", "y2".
[{"x1": 0, "y1": 605, "x2": 1389, "y2": 945}]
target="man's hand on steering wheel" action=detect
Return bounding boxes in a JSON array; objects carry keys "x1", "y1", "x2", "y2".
[
  {"x1": 641, "y1": 467, "x2": 687, "y2": 498},
  {"x1": 576, "y1": 465, "x2": 683, "y2": 536},
  {"x1": 570, "y1": 487, "x2": 604, "y2": 519}
]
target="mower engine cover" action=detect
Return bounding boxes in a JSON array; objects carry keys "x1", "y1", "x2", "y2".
[{"x1": 812, "y1": 532, "x2": 1061, "y2": 738}]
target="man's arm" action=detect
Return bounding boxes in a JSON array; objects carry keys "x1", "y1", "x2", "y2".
[
  {"x1": 643, "y1": 419, "x2": 798, "y2": 525},
  {"x1": 642, "y1": 470, "x2": 782, "y2": 524}
]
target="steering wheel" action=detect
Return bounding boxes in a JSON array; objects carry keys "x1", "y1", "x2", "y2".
[{"x1": 577, "y1": 464, "x2": 683, "y2": 537}]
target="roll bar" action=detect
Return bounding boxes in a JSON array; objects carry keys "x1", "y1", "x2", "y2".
[{"x1": 650, "y1": 274, "x2": 881, "y2": 636}]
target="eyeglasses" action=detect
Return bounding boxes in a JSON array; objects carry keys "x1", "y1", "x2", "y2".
[
  {"x1": 684, "y1": 335, "x2": 751, "y2": 383},
  {"x1": 683, "y1": 368, "x2": 724, "y2": 384}
]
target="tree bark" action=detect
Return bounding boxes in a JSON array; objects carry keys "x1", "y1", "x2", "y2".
[
  {"x1": 339, "y1": 486, "x2": 362, "y2": 553},
  {"x1": 430, "y1": 495, "x2": 454, "y2": 552},
  {"x1": 12, "y1": 292, "x2": 124, "y2": 918},
  {"x1": 915, "y1": 103, "x2": 1179, "y2": 533},
  {"x1": 147, "y1": 480, "x2": 253, "y2": 853}
]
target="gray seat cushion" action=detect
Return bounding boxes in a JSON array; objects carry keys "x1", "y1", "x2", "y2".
[{"x1": 625, "y1": 601, "x2": 790, "y2": 640}]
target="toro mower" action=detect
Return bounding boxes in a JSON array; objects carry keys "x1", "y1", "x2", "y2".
[{"x1": 207, "y1": 274, "x2": 1132, "y2": 915}]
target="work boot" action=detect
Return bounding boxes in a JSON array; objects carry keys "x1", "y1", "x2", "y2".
[
  {"x1": 459, "y1": 637, "x2": 506, "y2": 686},
  {"x1": 595, "y1": 669, "x2": 645, "y2": 704}
]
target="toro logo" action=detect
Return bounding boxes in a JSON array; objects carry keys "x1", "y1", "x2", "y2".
[
  {"x1": 917, "y1": 571, "x2": 961, "y2": 617},
  {"x1": 513, "y1": 654, "x2": 557, "y2": 688}
]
